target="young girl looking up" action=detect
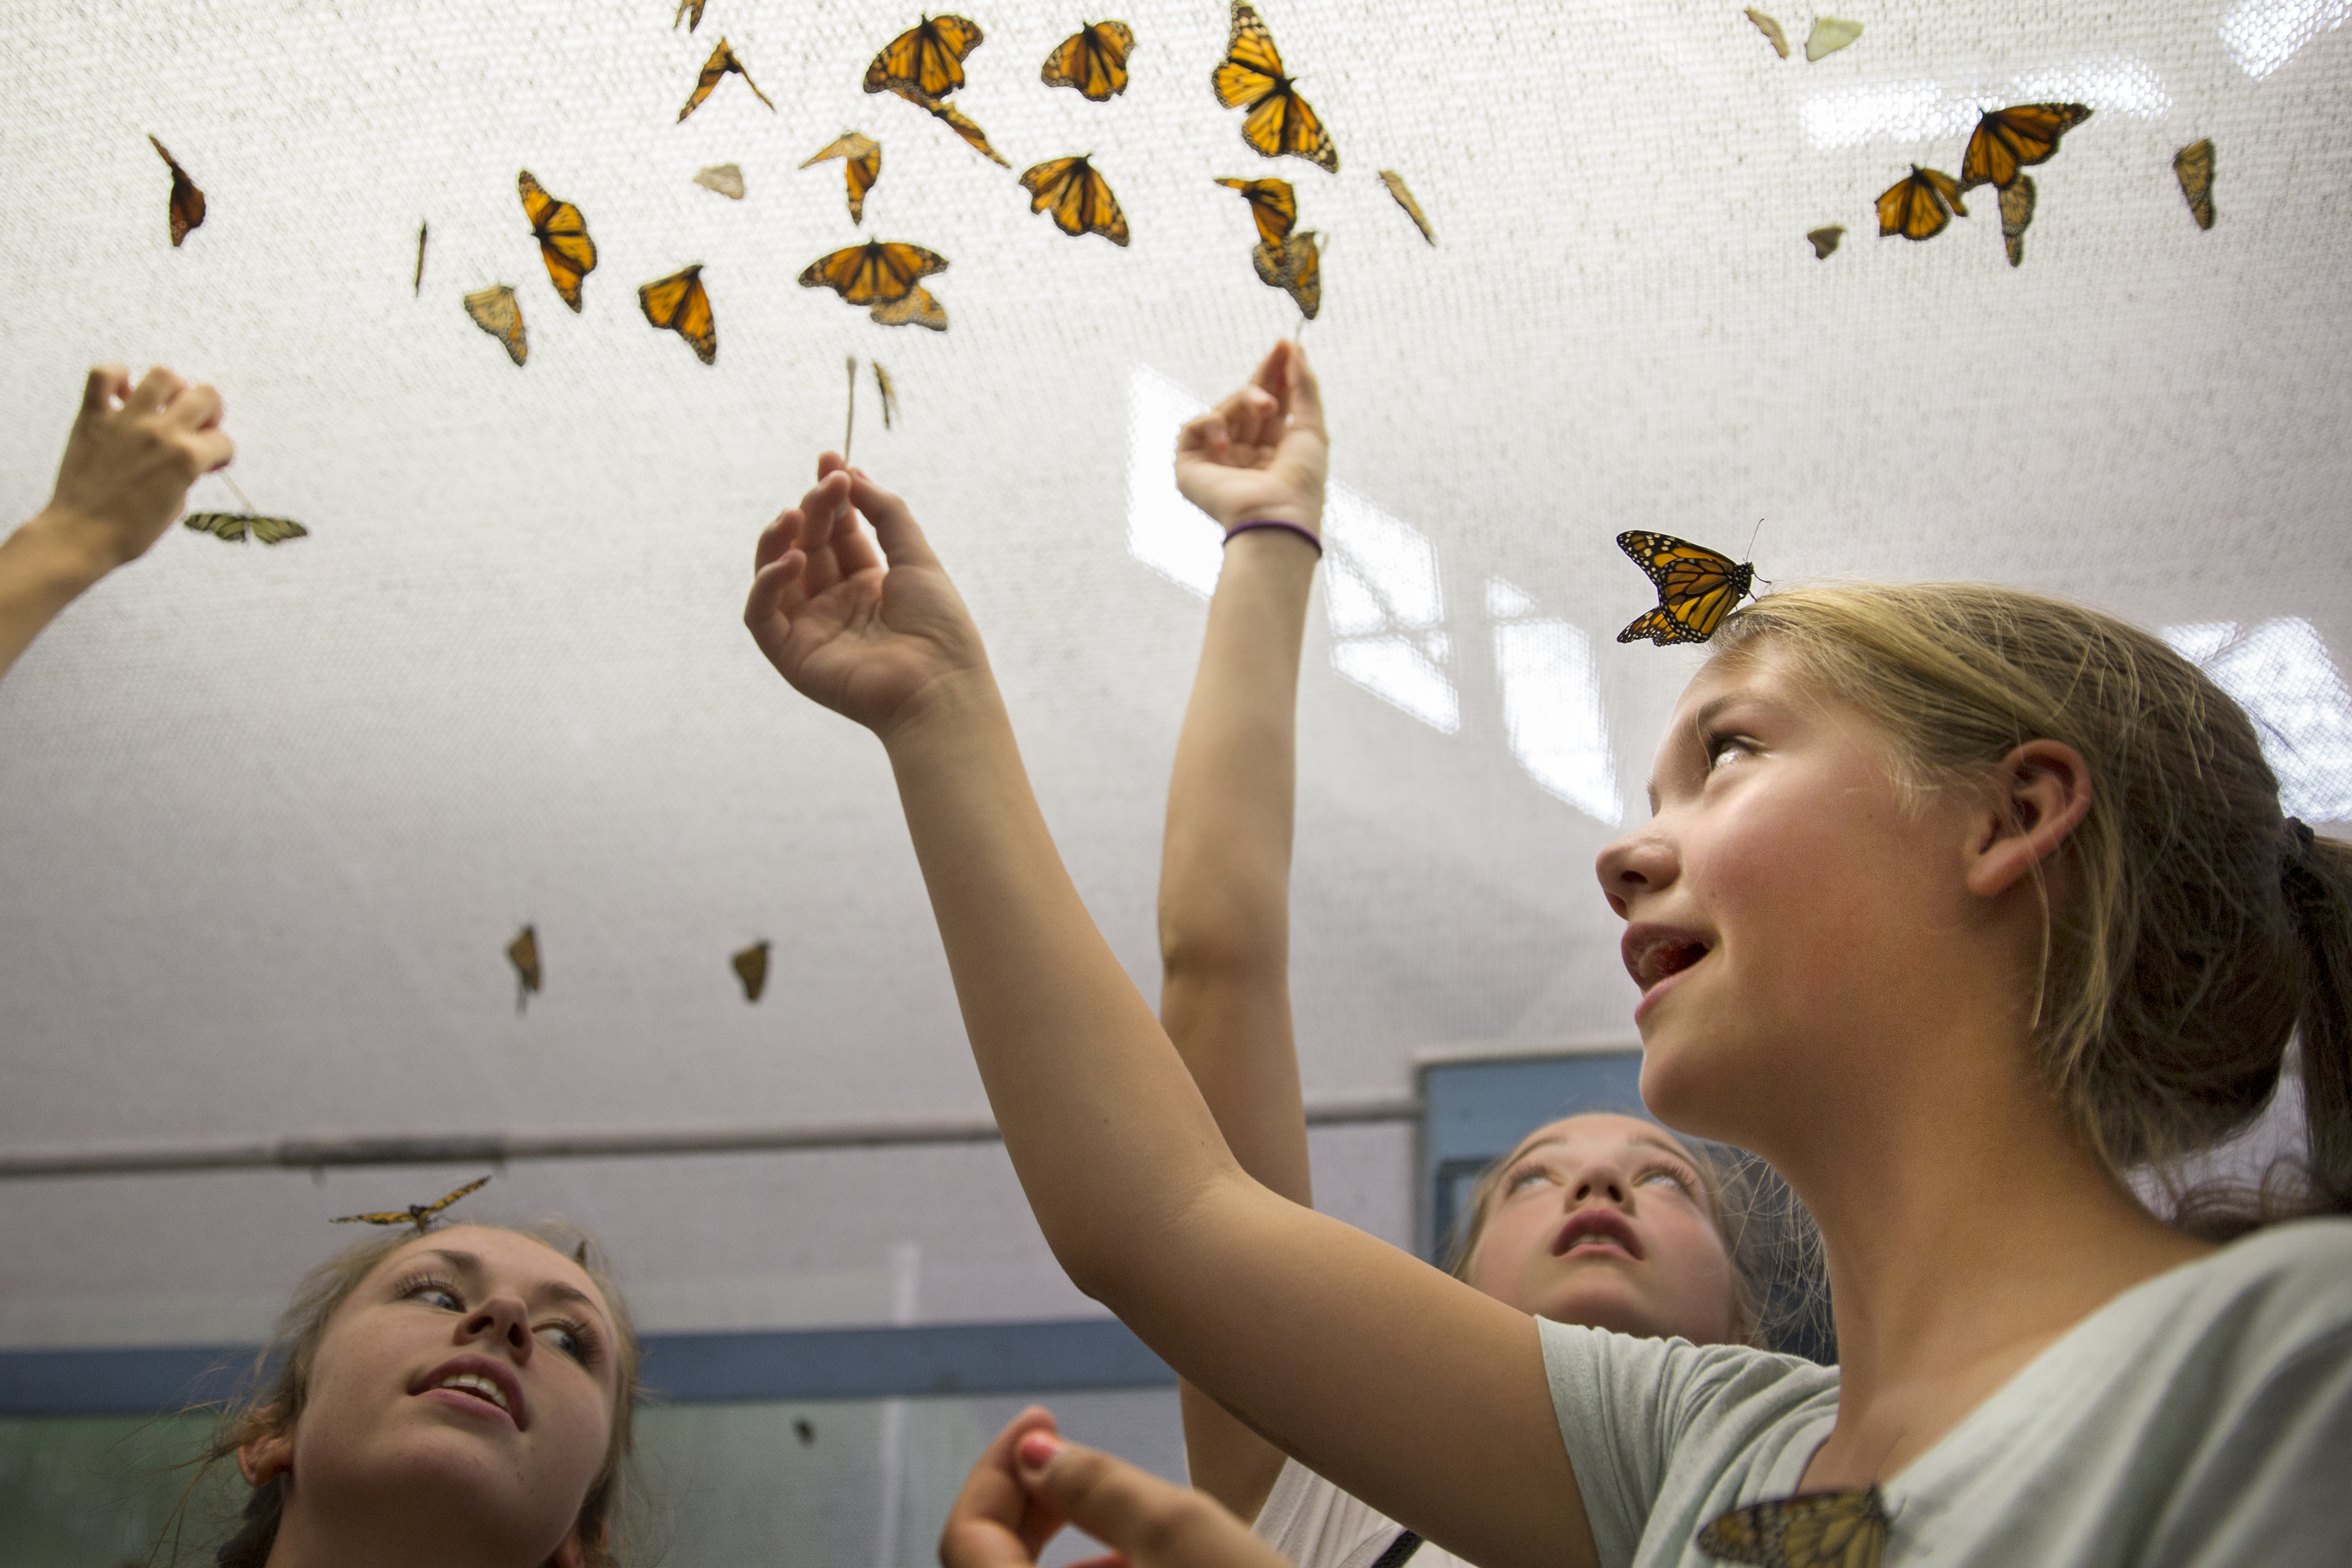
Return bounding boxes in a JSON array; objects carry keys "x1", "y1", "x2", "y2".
[
  {"x1": 193, "y1": 1219, "x2": 639, "y2": 1568},
  {"x1": 744, "y1": 371, "x2": 2350, "y2": 1565},
  {"x1": 1155, "y1": 345, "x2": 1769, "y2": 1568}
]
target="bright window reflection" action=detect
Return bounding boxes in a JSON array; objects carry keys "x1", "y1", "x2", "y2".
[
  {"x1": 2220, "y1": 0, "x2": 2350, "y2": 79},
  {"x1": 2163, "y1": 618, "x2": 2352, "y2": 822},
  {"x1": 1488, "y1": 578, "x2": 1621, "y2": 824},
  {"x1": 1800, "y1": 57, "x2": 2168, "y2": 149},
  {"x1": 1124, "y1": 366, "x2": 1220, "y2": 597}
]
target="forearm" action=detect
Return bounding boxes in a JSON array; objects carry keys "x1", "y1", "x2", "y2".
[{"x1": 0, "y1": 509, "x2": 118, "y2": 681}]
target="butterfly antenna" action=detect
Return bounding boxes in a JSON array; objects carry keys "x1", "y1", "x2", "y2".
[
  {"x1": 843, "y1": 355, "x2": 857, "y2": 464},
  {"x1": 219, "y1": 472, "x2": 258, "y2": 514},
  {"x1": 1743, "y1": 516, "x2": 1764, "y2": 562}
]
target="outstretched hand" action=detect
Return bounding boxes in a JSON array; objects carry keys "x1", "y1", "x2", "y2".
[
  {"x1": 46, "y1": 365, "x2": 235, "y2": 569},
  {"x1": 1173, "y1": 340, "x2": 1328, "y2": 538},
  {"x1": 744, "y1": 454, "x2": 989, "y2": 741},
  {"x1": 940, "y1": 1407, "x2": 1292, "y2": 1568}
]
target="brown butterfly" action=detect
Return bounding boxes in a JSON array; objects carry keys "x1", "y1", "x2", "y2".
[
  {"x1": 693, "y1": 163, "x2": 745, "y2": 199},
  {"x1": 1020, "y1": 156, "x2": 1130, "y2": 246},
  {"x1": 1998, "y1": 175, "x2": 2035, "y2": 268},
  {"x1": 463, "y1": 284, "x2": 527, "y2": 366},
  {"x1": 2174, "y1": 138, "x2": 2215, "y2": 230},
  {"x1": 870, "y1": 285, "x2": 949, "y2": 331},
  {"x1": 184, "y1": 512, "x2": 309, "y2": 544},
  {"x1": 885, "y1": 83, "x2": 1011, "y2": 166},
  {"x1": 1696, "y1": 1485, "x2": 1889, "y2": 1568},
  {"x1": 799, "y1": 238, "x2": 950, "y2": 307},
  {"x1": 1251, "y1": 231, "x2": 1320, "y2": 319},
  {"x1": 803, "y1": 133, "x2": 883, "y2": 224},
  {"x1": 1806, "y1": 225, "x2": 1845, "y2": 259},
  {"x1": 874, "y1": 362, "x2": 900, "y2": 427},
  {"x1": 1213, "y1": 3, "x2": 1338, "y2": 174},
  {"x1": 1216, "y1": 176, "x2": 1296, "y2": 246},
  {"x1": 1875, "y1": 165, "x2": 1966, "y2": 241},
  {"x1": 414, "y1": 220, "x2": 428, "y2": 294},
  {"x1": 678, "y1": 37, "x2": 776, "y2": 121},
  {"x1": 333, "y1": 1175, "x2": 494, "y2": 1233},
  {"x1": 1745, "y1": 9, "x2": 1789, "y2": 59},
  {"x1": 733, "y1": 940, "x2": 770, "y2": 1002},
  {"x1": 148, "y1": 135, "x2": 206, "y2": 247},
  {"x1": 639, "y1": 265, "x2": 716, "y2": 365},
  {"x1": 674, "y1": 0, "x2": 703, "y2": 29},
  {"x1": 865, "y1": 15, "x2": 984, "y2": 97},
  {"x1": 1958, "y1": 103, "x2": 2091, "y2": 192},
  {"x1": 1379, "y1": 170, "x2": 1434, "y2": 244},
  {"x1": 517, "y1": 171, "x2": 597, "y2": 312},
  {"x1": 508, "y1": 925, "x2": 540, "y2": 1011},
  {"x1": 1042, "y1": 20, "x2": 1133, "y2": 100}
]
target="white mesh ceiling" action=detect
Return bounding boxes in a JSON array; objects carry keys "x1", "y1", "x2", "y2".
[{"x1": 3, "y1": 0, "x2": 2349, "y2": 1345}]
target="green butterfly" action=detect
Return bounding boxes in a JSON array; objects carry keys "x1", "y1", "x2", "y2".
[{"x1": 184, "y1": 511, "x2": 308, "y2": 544}]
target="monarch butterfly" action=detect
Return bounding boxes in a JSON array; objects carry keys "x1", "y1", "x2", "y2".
[
  {"x1": 1958, "y1": 103, "x2": 2091, "y2": 192},
  {"x1": 1806, "y1": 225, "x2": 1844, "y2": 259},
  {"x1": 1998, "y1": 174, "x2": 2035, "y2": 268},
  {"x1": 870, "y1": 285, "x2": 949, "y2": 331},
  {"x1": 1251, "y1": 231, "x2": 1320, "y2": 319},
  {"x1": 517, "y1": 171, "x2": 597, "y2": 312},
  {"x1": 1615, "y1": 531, "x2": 1756, "y2": 646},
  {"x1": 184, "y1": 512, "x2": 309, "y2": 544},
  {"x1": 674, "y1": 0, "x2": 702, "y2": 29},
  {"x1": 693, "y1": 163, "x2": 745, "y2": 199},
  {"x1": 1043, "y1": 20, "x2": 1133, "y2": 99},
  {"x1": 148, "y1": 135, "x2": 205, "y2": 247},
  {"x1": 1379, "y1": 170, "x2": 1435, "y2": 244},
  {"x1": 1020, "y1": 155, "x2": 1131, "y2": 246},
  {"x1": 2174, "y1": 138, "x2": 2215, "y2": 230},
  {"x1": 1214, "y1": 3, "x2": 1338, "y2": 174},
  {"x1": 414, "y1": 220, "x2": 428, "y2": 295},
  {"x1": 874, "y1": 362, "x2": 899, "y2": 427},
  {"x1": 678, "y1": 36, "x2": 775, "y2": 122},
  {"x1": 1745, "y1": 9, "x2": 1788, "y2": 58},
  {"x1": 802, "y1": 132, "x2": 882, "y2": 224},
  {"x1": 1803, "y1": 17, "x2": 1862, "y2": 60},
  {"x1": 509, "y1": 924, "x2": 540, "y2": 1012},
  {"x1": 639, "y1": 265, "x2": 716, "y2": 365},
  {"x1": 733, "y1": 940, "x2": 770, "y2": 1003},
  {"x1": 799, "y1": 238, "x2": 950, "y2": 306},
  {"x1": 885, "y1": 83, "x2": 1011, "y2": 166},
  {"x1": 865, "y1": 15, "x2": 984, "y2": 98},
  {"x1": 1875, "y1": 165, "x2": 1966, "y2": 241},
  {"x1": 1215, "y1": 176, "x2": 1296, "y2": 246},
  {"x1": 1695, "y1": 1486, "x2": 1889, "y2": 1568},
  {"x1": 462, "y1": 284, "x2": 527, "y2": 366},
  {"x1": 333, "y1": 1175, "x2": 495, "y2": 1232}
]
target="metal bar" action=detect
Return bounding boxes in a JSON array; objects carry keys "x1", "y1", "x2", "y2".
[{"x1": 0, "y1": 1098, "x2": 1417, "y2": 1180}]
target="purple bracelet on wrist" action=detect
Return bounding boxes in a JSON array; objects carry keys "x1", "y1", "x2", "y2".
[{"x1": 1223, "y1": 519, "x2": 1323, "y2": 557}]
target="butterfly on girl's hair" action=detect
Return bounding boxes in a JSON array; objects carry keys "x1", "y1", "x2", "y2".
[
  {"x1": 332, "y1": 1175, "x2": 494, "y2": 1233},
  {"x1": 1615, "y1": 531, "x2": 1759, "y2": 646}
]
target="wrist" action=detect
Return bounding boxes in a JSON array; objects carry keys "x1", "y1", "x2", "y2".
[
  {"x1": 1213, "y1": 500, "x2": 1321, "y2": 537},
  {"x1": 876, "y1": 663, "x2": 1008, "y2": 759},
  {"x1": 15, "y1": 507, "x2": 124, "y2": 585}
]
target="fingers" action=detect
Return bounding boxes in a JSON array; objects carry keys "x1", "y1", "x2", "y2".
[
  {"x1": 81, "y1": 366, "x2": 129, "y2": 418},
  {"x1": 165, "y1": 382, "x2": 224, "y2": 432},
  {"x1": 126, "y1": 366, "x2": 187, "y2": 416},
  {"x1": 939, "y1": 1408, "x2": 1066, "y2": 1568},
  {"x1": 1020, "y1": 1437, "x2": 1269, "y2": 1568},
  {"x1": 192, "y1": 429, "x2": 235, "y2": 474},
  {"x1": 1282, "y1": 344, "x2": 1327, "y2": 438},
  {"x1": 845, "y1": 470, "x2": 940, "y2": 571},
  {"x1": 755, "y1": 507, "x2": 805, "y2": 573},
  {"x1": 744, "y1": 552, "x2": 808, "y2": 648}
]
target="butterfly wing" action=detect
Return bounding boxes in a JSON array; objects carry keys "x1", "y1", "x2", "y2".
[
  {"x1": 148, "y1": 135, "x2": 206, "y2": 247},
  {"x1": 184, "y1": 512, "x2": 250, "y2": 542},
  {"x1": 245, "y1": 515, "x2": 310, "y2": 545},
  {"x1": 873, "y1": 363, "x2": 898, "y2": 427},
  {"x1": 1806, "y1": 224, "x2": 1844, "y2": 259},
  {"x1": 679, "y1": 41, "x2": 728, "y2": 119},
  {"x1": 1876, "y1": 167, "x2": 1959, "y2": 240},
  {"x1": 674, "y1": 0, "x2": 703, "y2": 28},
  {"x1": 1251, "y1": 232, "x2": 1320, "y2": 319},
  {"x1": 517, "y1": 172, "x2": 597, "y2": 312},
  {"x1": 508, "y1": 926, "x2": 540, "y2": 993},
  {"x1": 1745, "y1": 9, "x2": 1789, "y2": 58},
  {"x1": 1379, "y1": 170, "x2": 1435, "y2": 244},
  {"x1": 463, "y1": 284, "x2": 527, "y2": 365},
  {"x1": 1615, "y1": 531, "x2": 1754, "y2": 646},
  {"x1": 887, "y1": 86, "x2": 1011, "y2": 166},
  {"x1": 1216, "y1": 177, "x2": 1297, "y2": 245},
  {"x1": 2174, "y1": 138, "x2": 2215, "y2": 230},
  {"x1": 1998, "y1": 174, "x2": 2035, "y2": 267},
  {"x1": 733, "y1": 941, "x2": 770, "y2": 1002},
  {"x1": 1960, "y1": 103, "x2": 2091, "y2": 191},
  {"x1": 1240, "y1": 83, "x2": 1339, "y2": 173},
  {"x1": 868, "y1": 15, "x2": 983, "y2": 97},
  {"x1": 1803, "y1": 17, "x2": 1862, "y2": 60},
  {"x1": 1021, "y1": 157, "x2": 1130, "y2": 246},
  {"x1": 1044, "y1": 21, "x2": 1133, "y2": 100},
  {"x1": 332, "y1": 1209, "x2": 419, "y2": 1226},
  {"x1": 1214, "y1": 3, "x2": 1286, "y2": 107},
  {"x1": 639, "y1": 265, "x2": 716, "y2": 364},
  {"x1": 417, "y1": 1175, "x2": 494, "y2": 1217},
  {"x1": 693, "y1": 163, "x2": 745, "y2": 198},
  {"x1": 869, "y1": 284, "x2": 949, "y2": 331},
  {"x1": 1697, "y1": 1489, "x2": 1888, "y2": 1568}
]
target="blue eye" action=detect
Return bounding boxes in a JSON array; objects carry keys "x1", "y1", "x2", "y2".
[{"x1": 399, "y1": 1274, "x2": 465, "y2": 1312}]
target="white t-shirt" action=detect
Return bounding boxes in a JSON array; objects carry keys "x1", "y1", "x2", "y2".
[
  {"x1": 1253, "y1": 1454, "x2": 1463, "y2": 1568},
  {"x1": 1543, "y1": 1217, "x2": 2352, "y2": 1568}
]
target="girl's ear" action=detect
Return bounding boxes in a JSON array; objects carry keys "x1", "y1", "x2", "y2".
[
  {"x1": 235, "y1": 1416, "x2": 294, "y2": 1487},
  {"x1": 1964, "y1": 739, "x2": 2094, "y2": 899}
]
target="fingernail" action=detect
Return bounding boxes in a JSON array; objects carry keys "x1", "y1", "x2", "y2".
[{"x1": 1017, "y1": 1433, "x2": 1064, "y2": 1470}]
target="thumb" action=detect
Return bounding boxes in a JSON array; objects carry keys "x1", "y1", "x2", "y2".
[
  {"x1": 81, "y1": 365, "x2": 129, "y2": 419},
  {"x1": 845, "y1": 470, "x2": 942, "y2": 572},
  {"x1": 1283, "y1": 345, "x2": 1326, "y2": 439}
]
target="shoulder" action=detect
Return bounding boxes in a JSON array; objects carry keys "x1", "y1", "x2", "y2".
[
  {"x1": 2147, "y1": 1217, "x2": 2352, "y2": 1368},
  {"x1": 1539, "y1": 1319, "x2": 1838, "y2": 1424}
]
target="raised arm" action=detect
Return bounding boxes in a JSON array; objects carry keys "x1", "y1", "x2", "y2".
[
  {"x1": 0, "y1": 367, "x2": 232, "y2": 682},
  {"x1": 1158, "y1": 345, "x2": 1326, "y2": 1519},
  {"x1": 746, "y1": 449, "x2": 1595, "y2": 1568}
]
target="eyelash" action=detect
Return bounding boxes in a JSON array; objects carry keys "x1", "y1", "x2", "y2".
[
  {"x1": 392, "y1": 1271, "x2": 603, "y2": 1366},
  {"x1": 1701, "y1": 729, "x2": 1748, "y2": 768},
  {"x1": 1502, "y1": 1161, "x2": 1697, "y2": 1196}
]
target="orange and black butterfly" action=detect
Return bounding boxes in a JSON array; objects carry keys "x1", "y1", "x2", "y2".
[
  {"x1": 870, "y1": 285, "x2": 949, "y2": 331},
  {"x1": 1042, "y1": 20, "x2": 1133, "y2": 100},
  {"x1": 1998, "y1": 175, "x2": 2035, "y2": 268},
  {"x1": 1958, "y1": 103, "x2": 2091, "y2": 192},
  {"x1": 674, "y1": 0, "x2": 703, "y2": 29},
  {"x1": 803, "y1": 133, "x2": 883, "y2": 224},
  {"x1": 639, "y1": 265, "x2": 716, "y2": 365},
  {"x1": 1216, "y1": 176, "x2": 1296, "y2": 246},
  {"x1": 1615, "y1": 531, "x2": 1756, "y2": 646},
  {"x1": 148, "y1": 135, "x2": 206, "y2": 247},
  {"x1": 799, "y1": 238, "x2": 950, "y2": 308},
  {"x1": 1875, "y1": 165, "x2": 1966, "y2": 241},
  {"x1": 884, "y1": 83, "x2": 1011, "y2": 166},
  {"x1": 2174, "y1": 138, "x2": 2215, "y2": 230},
  {"x1": 1214, "y1": 3, "x2": 1338, "y2": 174},
  {"x1": 333, "y1": 1175, "x2": 494, "y2": 1232},
  {"x1": 517, "y1": 171, "x2": 597, "y2": 312},
  {"x1": 1020, "y1": 156, "x2": 1130, "y2": 246},
  {"x1": 463, "y1": 284, "x2": 527, "y2": 365},
  {"x1": 1251, "y1": 231, "x2": 1320, "y2": 319},
  {"x1": 1695, "y1": 1485, "x2": 1889, "y2": 1568},
  {"x1": 865, "y1": 15, "x2": 984, "y2": 98},
  {"x1": 678, "y1": 36, "x2": 776, "y2": 121}
]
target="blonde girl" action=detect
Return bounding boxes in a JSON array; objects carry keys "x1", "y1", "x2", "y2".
[{"x1": 744, "y1": 354, "x2": 2350, "y2": 1565}]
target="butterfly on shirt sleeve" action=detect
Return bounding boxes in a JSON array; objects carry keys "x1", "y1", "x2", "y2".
[
  {"x1": 1042, "y1": 20, "x2": 1133, "y2": 100},
  {"x1": 1696, "y1": 1485, "x2": 1889, "y2": 1568},
  {"x1": 639, "y1": 265, "x2": 717, "y2": 364},
  {"x1": 802, "y1": 132, "x2": 883, "y2": 223},
  {"x1": 1213, "y1": 3, "x2": 1338, "y2": 173},
  {"x1": 1020, "y1": 156, "x2": 1130, "y2": 245},
  {"x1": 865, "y1": 15, "x2": 984, "y2": 97},
  {"x1": 1958, "y1": 103, "x2": 2091, "y2": 193},
  {"x1": 1875, "y1": 165, "x2": 1966, "y2": 241},
  {"x1": 678, "y1": 36, "x2": 776, "y2": 121},
  {"x1": 1615, "y1": 531, "x2": 1757, "y2": 645},
  {"x1": 148, "y1": 135, "x2": 206, "y2": 247},
  {"x1": 332, "y1": 1175, "x2": 495, "y2": 1231},
  {"x1": 517, "y1": 171, "x2": 597, "y2": 311}
]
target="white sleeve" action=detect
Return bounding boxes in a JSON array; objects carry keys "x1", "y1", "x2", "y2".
[{"x1": 1250, "y1": 1457, "x2": 1414, "y2": 1568}]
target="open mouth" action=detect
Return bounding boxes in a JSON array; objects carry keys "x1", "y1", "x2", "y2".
[
  {"x1": 1622, "y1": 927, "x2": 1711, "y2": 993},
  {"x1": 1553, "y1": 1208, "x2": 1644, "y2": 1259},
  {"x1": 413, "y1": 1355, "x2": 527, "y2": 1429}
]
